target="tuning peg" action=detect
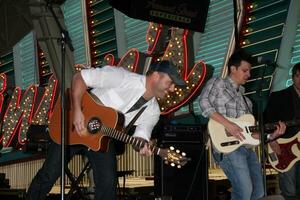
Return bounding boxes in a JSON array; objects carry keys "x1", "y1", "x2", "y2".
[
  {"x1": 164, "y1": 160, "x2": 169, "y2": 165},
  {"x1": 170, "y1": 146, "x2": 175, "y2": 151},
  {"x1": 170, "y1": 163, "x2": 175, "y2": 167},
  {"x1": 182, "y1": 152, "x2": 186, "y2": 157},
  {"x1": 177, "y1": 165, "x2": 182, "y2": 169},
  {"x1": 176, "y1": 149, "x2": 180, "y2": 154}
]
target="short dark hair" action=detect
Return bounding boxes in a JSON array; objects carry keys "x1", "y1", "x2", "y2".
[
  {"x1": 227, "y1": 49, "x2": 254, "y2": 73},
  {"x1": 292, "y1": 62, "x2": 300, "y2": 77}
]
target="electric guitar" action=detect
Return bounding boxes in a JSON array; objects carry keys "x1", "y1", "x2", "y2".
[
  {"x1": 49, "y1": 91, "x2": 190, "y2": 168},
  {"x1": 208, "y1": 114, "x2": 300, "y2": 153},
  {"x1": 268, "y1": 131, "x2": 300, "y2": 172}
]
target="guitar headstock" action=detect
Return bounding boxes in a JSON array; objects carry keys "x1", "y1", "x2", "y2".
[{"x1": 158, "y1": 146, "x2": 191, "y2": 168}]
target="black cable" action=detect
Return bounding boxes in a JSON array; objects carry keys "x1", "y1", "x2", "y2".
[
  {"x1": 257, "y1": 62, "x2": 269, "y2": 196},
  {"x1": 184, "y1": 129, "x2": 209, "y2": 200}
]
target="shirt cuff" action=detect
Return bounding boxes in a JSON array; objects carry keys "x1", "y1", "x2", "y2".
[
  {"x1": 132, "y1": 126, "x2": 151, "y2": 141},
  {"x1": 202, "y1": 107, "x2": 216, "y2": 118}
]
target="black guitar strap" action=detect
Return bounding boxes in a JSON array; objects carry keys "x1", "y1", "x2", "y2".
[
  {"x1": 114, "y1": 106, "x2": 148, "y2": 155},
  {"x1": 242, "y1": 95, "x2": 252, "y2": 114},
  {"x1": 124, "y1": 106, "x2": 147, "y2": 134}
]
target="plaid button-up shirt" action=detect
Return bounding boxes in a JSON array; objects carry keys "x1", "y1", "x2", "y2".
[{"x1": 199, "y1": 76, "x2": 252, "y2": 119}]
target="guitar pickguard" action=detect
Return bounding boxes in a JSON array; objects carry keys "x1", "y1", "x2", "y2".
[{"x1": 274, "y1": 138, "x2": 298, "y2": 171}]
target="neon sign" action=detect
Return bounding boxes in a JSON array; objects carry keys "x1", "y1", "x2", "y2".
[
  {"x1": 0, "y1": 75, "x2": 58, "y2": 147},
  {"x1": 1, "y1": 22, "x2": 209, "y2": 148}
]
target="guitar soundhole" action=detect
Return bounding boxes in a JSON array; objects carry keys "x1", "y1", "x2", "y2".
[{"x1": 87, "y1": 117, "x2": 102, "y2": 134}]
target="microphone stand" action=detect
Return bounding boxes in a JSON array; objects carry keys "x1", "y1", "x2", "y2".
[
  {"x1": 256, "y1": 62, "x2": 268, "y2": 197},
  {"x1": 46, "y1": 1, "x2": 74, "y2": 199}
]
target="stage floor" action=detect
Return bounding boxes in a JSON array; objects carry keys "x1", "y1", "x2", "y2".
[
  {"x1": 50, "y1": 169, "x2": 279, "y2": 200},
  {"x1": 49, "y1": 167, "x2": 278, "y2": 193}
]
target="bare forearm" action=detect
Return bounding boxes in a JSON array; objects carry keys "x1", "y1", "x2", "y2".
[
  {"x1": 210, "y1": 112, "x2": 245, "y2": 140},
  {"x1": 72, "y1": 72, "x2": 87, "y2": 110},
  {"x1": 210, "y1": 112, "x2": 232, "y2": 128}
]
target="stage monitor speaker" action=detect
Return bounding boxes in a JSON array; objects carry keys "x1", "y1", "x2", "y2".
[
  {"x1": 109, "y1": 0, "x2": 210, "y2": 32},
  {"x1": 154, "y1": 125, "x2": 208, "y2": 200},
  {"x1": 23, "y1": 125, "x2": 50, "y2": 152}
]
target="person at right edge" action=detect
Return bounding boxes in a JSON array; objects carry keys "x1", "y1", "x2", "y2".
[
  {"x1": 264, "y1": 63, "x2": 300, "y2": 200},
  {"x1": 199, "y1": 49, "x2": 286, "y2": 200}
]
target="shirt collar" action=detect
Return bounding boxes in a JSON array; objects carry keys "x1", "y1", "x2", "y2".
[
  {"x1": 225, "y1": 76, "x2": 245, "y2": 94},
  {"x1": 141, "y1": 75, "x2": 157, "y2": 104}
]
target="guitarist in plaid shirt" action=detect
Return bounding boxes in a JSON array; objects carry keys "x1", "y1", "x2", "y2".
[{"x1": 199, "y1": 49, "x2": 285, "y2": 200}]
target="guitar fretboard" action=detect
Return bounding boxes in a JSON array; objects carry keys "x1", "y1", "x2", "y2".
[
  {"x1": 249, "y1": 119, "x2": 300, "y2": 133},
  {"x1": 100, "y1": 126, "x2": 160, "y2": 155}
]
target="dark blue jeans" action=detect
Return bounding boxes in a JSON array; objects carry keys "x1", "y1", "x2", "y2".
[
  {"x1": 26, "y1": 141, "x2": 117, "y2": 200},
  {"x1": 279, "y1": 161, "x2": 300, "y2": 199}
]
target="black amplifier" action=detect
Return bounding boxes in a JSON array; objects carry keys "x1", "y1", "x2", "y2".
[
  {"x1": 155, "y1": 124, "x2": 208, "y2": 200},
  {"x1": 159, "y1": 124, "x2": 205, "y2": 144}
]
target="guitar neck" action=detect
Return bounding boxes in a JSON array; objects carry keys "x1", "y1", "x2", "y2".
[
  {"x1": 100, "y1": 126, "x2": 160, "y2": 155},
  {"x1": 249, "y1": 119, "x2": 300, "y2": 132}
]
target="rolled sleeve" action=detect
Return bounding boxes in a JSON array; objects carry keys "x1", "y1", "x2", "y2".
[
  {"x1": 199, "y1": 77, "x2": 218, "y2": 118},
  {"x1": 132, "y1": 123, "x2": 155, "y2": 141},
  {"x1": 81, "y1": 66, "x2": 125, "y2": 89},
  {"x1": 201, "y1": 107, "x2": 216, "y2": 118}
]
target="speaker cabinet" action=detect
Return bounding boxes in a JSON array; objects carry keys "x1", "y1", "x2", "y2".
[
  {"x1": 23, "y1": 125, "x2": 49, "y2": 152},
  {"x1": 0, "y1": 189, "x2": 26, "y2": 200},
  {"x1": 154, "y1": 125, "x2": 208, "y2": 200}
]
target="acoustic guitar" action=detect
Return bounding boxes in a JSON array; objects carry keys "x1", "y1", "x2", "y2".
[{"x1": 49, "y1": 90, "x2": 190, "y2": 168}]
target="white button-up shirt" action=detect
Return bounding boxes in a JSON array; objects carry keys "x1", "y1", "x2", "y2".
[{"x1": 81, "y1": 65, "x2": 161, "y2": 140}]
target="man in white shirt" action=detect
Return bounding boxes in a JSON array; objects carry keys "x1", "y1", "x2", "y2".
[{"x1": 26, "y1": 60, "x2": 186, "y2": 200}]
